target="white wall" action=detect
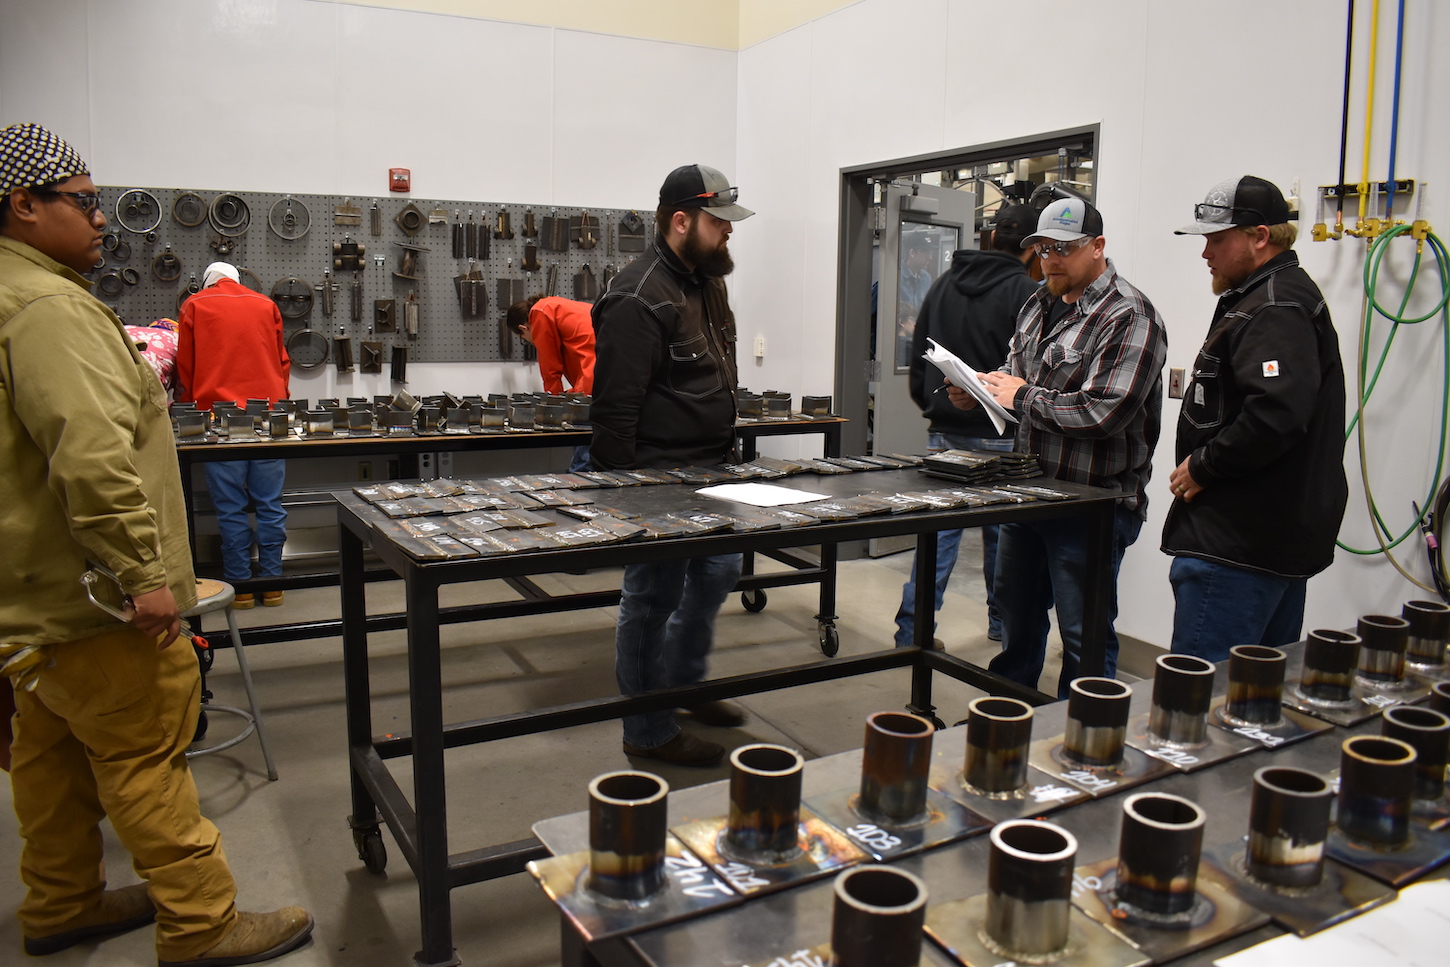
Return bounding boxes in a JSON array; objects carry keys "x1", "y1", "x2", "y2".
[
  {"x1": 732, "y1": 0, "x2": 1450, "y2": 646},
  {"x1": 5, "y1": 0, "x2": 1448, "y2": 646},
  {"x1": 0, "y1": 0, "x2": 737, "y2": 400}
]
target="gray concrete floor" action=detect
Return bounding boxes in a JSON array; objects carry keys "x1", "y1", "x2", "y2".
[{"x1": 1, "y1": 533, "x2": 1149, "y2": 966}]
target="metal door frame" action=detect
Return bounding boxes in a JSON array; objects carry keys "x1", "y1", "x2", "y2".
[{"x1": 834, "y1": 126, "x2": 1100, "y2": 459}]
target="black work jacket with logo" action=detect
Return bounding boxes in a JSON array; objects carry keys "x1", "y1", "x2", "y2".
[
  {"x1": 590, "y1": 235, "x2": 739, "y2": 469},
  {"x1": 1161, "y1": 251, "x2": 1347, "y2": 577}
]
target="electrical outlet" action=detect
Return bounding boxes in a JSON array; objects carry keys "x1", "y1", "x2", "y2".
[
  {"x1": 358, "y1": 461, "x2": 373, "y2": 481},
  {"x1": 438, "y1": 452, "x2": 454, "y2": 478},
  {"x1": 753, "y1": 335, "x2": 766, "y2": 358},
  {"x1": 1169, "y1": 367, "x2": 1186, "y2": 399}
]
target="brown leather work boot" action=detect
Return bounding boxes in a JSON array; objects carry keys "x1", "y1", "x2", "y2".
[
  {"x1": 157, "y1": 907, "x2": 314, "y2": 967},
  {"x1": 23, "y1": 883, "x2": 155, "y2": 955},
  {"x1": 261, "y1": 590, "x2": 285, "y2": 607},
  {"x1": 232, "y1": 593, "x2": 256, "y2": 610}
]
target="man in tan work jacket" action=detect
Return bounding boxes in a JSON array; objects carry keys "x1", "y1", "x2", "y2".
[{"x1": 0, "y1": 123, "x2": 312, "y2": 966}]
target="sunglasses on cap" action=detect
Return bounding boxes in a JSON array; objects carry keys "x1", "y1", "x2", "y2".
[
  {"x1": 671, "y1": 186, "x2": 739, "y2": 206},
  {"x1": 1193, "y1": 202, "x2": 1270, "y2": 225}
]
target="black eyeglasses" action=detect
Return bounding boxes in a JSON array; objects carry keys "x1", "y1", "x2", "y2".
[
  {"x1": 1193, "y1": 202, "x2": 1267, "y2": 225},
  {"x1": 673, "y1": 186, "x2": 738, "y2": 206},
  {"x1": 37, "y1": 189, "x2": 102, "y2": 216}
]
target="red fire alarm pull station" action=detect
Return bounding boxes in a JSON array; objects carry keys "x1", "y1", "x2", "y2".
[{"x1": 389, "y1": 168, "x2": 411, "y2": 193}]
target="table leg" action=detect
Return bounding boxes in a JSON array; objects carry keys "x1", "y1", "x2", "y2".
[
  {"x1": 341, "y1": 524, "x2": 379, "y2": 837},
  {"x1": 407, "y1": 572, "x2": 459, "y2": 967}
]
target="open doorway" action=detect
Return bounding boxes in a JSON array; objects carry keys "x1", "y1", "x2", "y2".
[{"x1": 835, "y1": 127, "x2": 1099, "y2": 461}]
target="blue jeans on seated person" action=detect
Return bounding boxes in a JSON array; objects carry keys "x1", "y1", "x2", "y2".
[
  {"x1": 987, "y1": 504, "x2": 1142, "y2": 699},
  {"x1": 616, "y1": 553, "x2": 744, "y2": 749},
  {"x1": 894, "y1": 432, "x2": 1014, "y2": 647},
  {"x1": 203, "y1": 459, "x2": 287, "y2": 583},
  {"x1": 1169, "y1": 556, "x2": 1307, "y2": 663}
]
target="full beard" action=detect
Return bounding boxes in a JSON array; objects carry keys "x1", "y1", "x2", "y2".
[{"x1": 684, "y1": 224, "x2": 734, "y2": 277}]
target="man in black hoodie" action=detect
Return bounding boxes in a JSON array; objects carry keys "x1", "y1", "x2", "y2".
[
  {"x1": 895, "y1": 204, "x2": 1040, "y2": 647},
  {"x1": 1162, "y1": 176, "x2": 1347, "y2": 661}
]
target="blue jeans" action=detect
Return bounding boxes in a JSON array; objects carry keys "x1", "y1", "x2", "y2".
[
  {"x1": 1169, "y1": 556, "x2": 1307, "y2": 663},
  {"x1": 988, "y1": 504, "x2": 1142, "y2": 698},
  {"x1": 616, "y1": 553, "x2": 744, "y2": 748},
  {"x1": 894, "y1": 433, "x2": 1013, "y2": 647},
  {"x1": 203, "y1": 459, "x2": 287, "y2": 582},
  {"x1": 569, "y1": 445, "x2": 592, "y2": 472}
]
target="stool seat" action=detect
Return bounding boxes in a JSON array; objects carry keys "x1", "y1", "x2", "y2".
[{"x1": 182, "y1": 578, "x2": 278, "y2": 781}]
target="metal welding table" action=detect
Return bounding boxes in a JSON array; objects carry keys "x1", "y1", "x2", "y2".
[
  {"x1": 335, "y1": 471, "x2": 1121, "y2": 966},
  {"x1": 536, "y1": 645, "x2": 1437, "y2": 967},
  {"x1": 177, "y1": 416, "x2": 844, "y2": 647}
]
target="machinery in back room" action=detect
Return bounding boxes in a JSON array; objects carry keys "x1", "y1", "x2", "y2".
[{"x1": 86, "y1": 183, "x2": 648, "y2": 382}]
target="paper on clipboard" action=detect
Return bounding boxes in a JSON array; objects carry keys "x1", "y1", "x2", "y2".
[{"x1": 924, "y1": 338, "x2": 1018, "y2": 436}]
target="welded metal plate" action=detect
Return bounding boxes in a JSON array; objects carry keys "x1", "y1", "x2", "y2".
[
  {"x1": 803, "y1": 787, "x2": 991, "y2": 861},
  {"x1": 1124, "y1": 711, "x2": 1259, "y2": 772},
  {"x1": 1281, "y1": 683, "x2": 1397, "y2": 727},
  {"x1": 1027, "y1": 736, "x2": 1176, "y2": 798},
  {"x1": 670, "y1": 807, "x2": 867, "y2": 895},
  {"x1": 1208, "y1": 701, "x2": 1333, "y2": 749},
  {"x1": 1325, "y1": 822, "x2": 1450, "y2": 887},
  {"x1": 1071, "y1": 856, "x2": 1270, "y2": 962},
  {"x1": 925, "y1": 893, "x2": 1148, "y2": 967},
  {"x1": 930, "y1": 763, "x2": 1090, "y2": 821},
  {"x1": 1204, "y1": 841, "x2": 1396, "y2": 937},
  {"x1": 526, "y1": 833, "x2": 739, "y2": 942},
  {"x1": 739, "y1": 943, "x2": 832, "y2": 967}
]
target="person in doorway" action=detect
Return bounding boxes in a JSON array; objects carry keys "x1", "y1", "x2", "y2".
[
  {"x1": 1162, "y1": 176, "x2": 1347, "y2": 661},
  {"x1": 895, "y1": 203, "x2": 1040, "y2": 648},
  {"x1": 591, "y1": 164, "x2": 753, "y2": 767},
  {"x1": 949, "y1": 196, "x2": 1167, "y2": 697},
  {"x1": 506, "y1": 294, "x2": 596, "y2": 471},
  {"x1": 0, "y1": 121, "x2": 312, "y2": 966},
  {"x1": 177, "y1": 262, "x2": 291, "y2": 608}
]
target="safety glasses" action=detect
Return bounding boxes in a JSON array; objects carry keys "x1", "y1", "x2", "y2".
[{"x1": 1034, "y1": 236, "x2": 1094, "y2": 259}]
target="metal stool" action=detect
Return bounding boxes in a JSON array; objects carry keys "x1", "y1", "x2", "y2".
[{"x1": 184, "y1": 578, "x2": 278, "y2": 780}]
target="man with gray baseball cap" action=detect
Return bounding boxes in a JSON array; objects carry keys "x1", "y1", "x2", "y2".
[
  {"x1": 1162, "y1": 176, "x2": 1347, "y2": 661},
  {"x1": 591, "y1": 164, "x2": 753, "y2": 766}
]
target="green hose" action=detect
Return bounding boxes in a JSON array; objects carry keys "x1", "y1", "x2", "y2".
[{"x1": 1338, "y1": 224, "x2": 1450, "y2": 568}]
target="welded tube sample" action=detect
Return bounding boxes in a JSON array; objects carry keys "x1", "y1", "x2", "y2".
[
  {"x1": 1337, "y1": 735, "x2": 1417, "y2": 848},
  {"x1": 1356, "y1": 614, "x2": 1411, "y2": 684},
  {"x1": 586, "y1": 771, "x2": 669, "y2": 900},
  {"x1": 1246, "y1": 766, "x2": 1333, "y2": 889},
  {"x1": 1064, "y1": 677, "x2": 1132, "y2": 768},
  {"x1": 1381, "y1": 705, "x2": 1450, "y2": 801},
  {"x1": 830, "y1": 865, "x2": 929, "y2": 967},
  {"x1": 1432, "y1": 681, "x2": 1450, "y2": 717},
  {"x1": 963, "y1": 697, "x2": 1034, "y2": 797},
  {"x1": 1298, "y1": 629, "x2": 1361, "y2": 706},
  {"x1": 1224, "y1": 645, "x2": 1287, "y2": 726},
  {"x1": 858, "y1": 711, "x2": 935, "y2": 824},
  {"x1": 1403, "y1": 599, "x2": 1450, "y2": 667},
  {"x1": 984, "y1": 820, "x2": 1077, "y2": 957},
  {"x1": 1148, "y1": 654, "x2": 1215, "y2": 746},
  {"x1": 726, "y1": 744, "x2": 804, "y2": 857},
  {"x1": 1114, "y1": 793, "x2": 1206, "y2": 916}
]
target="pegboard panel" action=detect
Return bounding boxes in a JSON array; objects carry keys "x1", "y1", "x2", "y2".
[{"x1": 91, "y1": 185, "x2": 652, "y2": 371}]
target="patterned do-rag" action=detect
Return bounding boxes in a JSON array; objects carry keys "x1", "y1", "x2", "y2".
[{"x1": 0, "y1": 122, "x2": 90, "y2": 196}]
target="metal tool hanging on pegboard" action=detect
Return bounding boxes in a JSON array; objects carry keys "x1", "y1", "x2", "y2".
[
  {"x1": 539, "y1": 210, "x2": 568, "y2": 252},
  {"x1": 455, "y1": 263, "x2": 487, "y2": 318}
]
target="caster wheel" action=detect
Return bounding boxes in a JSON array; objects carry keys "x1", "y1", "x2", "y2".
[
  {"x1": 818, "y1": 622, "x2": 839, "y2": 657},
  {"x1": 741, "y1": 589, "x2": 767, "y2": 613},
  {"x1": 354, "y1": 829, "x2": 388, "y2": 874}
]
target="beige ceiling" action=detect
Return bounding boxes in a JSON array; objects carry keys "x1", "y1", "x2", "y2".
[{"x1": 316, "y1": 0, "x2": 861, "y2": 49}]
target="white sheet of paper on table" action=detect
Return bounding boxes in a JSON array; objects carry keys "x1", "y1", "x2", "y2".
[
  {"x1": 924, "y1": 337, "x2": 1017, "y2": 436},
  {"x1": 696, "y1": 483, "x2": 832, "y2": 507},
  {"x1": 1213, "y1": 878, "x2": 1450, "y2": 967}
]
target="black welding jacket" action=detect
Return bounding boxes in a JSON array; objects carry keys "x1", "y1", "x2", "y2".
[
  {"x1": 1161, "y1": 251, "x2": 1348, "y2": 578},
  {"x1": 590, "y1": 236, "x2": 738, "y2": 470}
]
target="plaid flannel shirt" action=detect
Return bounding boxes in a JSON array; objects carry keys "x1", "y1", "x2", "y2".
[{"x1": 1004, "y1": 258, "x2": 1167, "y2": 516}]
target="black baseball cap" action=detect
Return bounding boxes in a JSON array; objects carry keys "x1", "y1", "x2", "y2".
[
  {"x1": 991, "y1": 203, "x2": 1038, "y2": 248},
  {"x1": 659, "y1": 164, "x2": 754, "y2": 221},
  {"x1": 1176, "y1": 175, "x2": 1292, "y2": 235}
]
